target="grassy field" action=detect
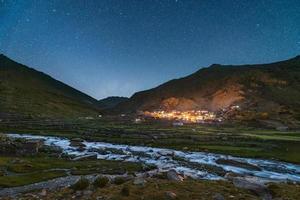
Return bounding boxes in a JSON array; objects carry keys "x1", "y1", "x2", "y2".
[
  {"x1": 1, "y1": 118, "x2": 300, "y2": 164},
  {"x1": 0, "y1": 155, "x2": 143, "y2": 187},
  {"x1": 6, "y1": 177, "x2": 300, "y2": 200},
  {"x1": 0, "y1": 119, "x2": 300, "y2": 199}
]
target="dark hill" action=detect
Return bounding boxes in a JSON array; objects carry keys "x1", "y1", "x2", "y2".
[
  {"x1": 98, "y1": 96, "x2": 129, "y2": 109},
  {"x1": 0, "y1": 54, "x2": 99, "y2": 118},
  {"x1": 113, "y1": 55, "x2": 300, "y2": 126}
]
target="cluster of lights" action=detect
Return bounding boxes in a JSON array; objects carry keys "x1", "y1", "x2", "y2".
[{"x1": 143, "y1": 110, "x2": 218, "y2": 123}]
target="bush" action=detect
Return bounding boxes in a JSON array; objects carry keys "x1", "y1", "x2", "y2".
[
  {"x1": 114, "y1": 177, "x2": 127, "y2": 185},
  {"x1": 93, "y1": 176, "x2": 109, "y2": 188},
  {"x1": 121, "y1": 185, "x2": 130, "y2": 196},
  {"x1": 70, "y1": 177, "x2": 90, "y2": 191}
]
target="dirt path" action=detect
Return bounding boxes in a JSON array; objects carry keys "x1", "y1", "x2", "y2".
[
  {"x1": 0, "y1": 172, "x2": 139, "y2": 198},
  {"x1": 0, "y1": 175, "x2": 93, "y2": 198}
]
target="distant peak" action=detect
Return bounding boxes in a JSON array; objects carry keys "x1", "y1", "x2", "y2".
[
  {"x1": 209, "y1": 64, "x2": 222, "y2": 68},
  {"x1": 0, "y1": 54, "x2": 10, "y2": 60},
  {"x1": 293, "y1": 55, "x2": 300, "y2": 60}
]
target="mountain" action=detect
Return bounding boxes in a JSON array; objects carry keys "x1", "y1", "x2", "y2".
[
  {"x1": 0, "y1": 54, "x2": 99, "y2": 118},
  {"x1": 98, "y1": 96, "x2": 129, "y2": 109},
  {"x1": 113, "y1": 55, "x2": 300, "y2": 126}
]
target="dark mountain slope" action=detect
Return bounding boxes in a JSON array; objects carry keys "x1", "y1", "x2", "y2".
[
  {"x1": 0, "y1": 54, "x2": 99, "y2": 118},
  {"x1": 113, "y1": 55, "x2": 300, "y2": 125},
  {"x1": 98, "y1": 96, "x2": 129, "y2": 110}
]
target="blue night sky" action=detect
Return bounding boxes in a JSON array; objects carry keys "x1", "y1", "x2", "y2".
[{"x1": 0, "y1": 0, "x2": 300, "y2": 99}]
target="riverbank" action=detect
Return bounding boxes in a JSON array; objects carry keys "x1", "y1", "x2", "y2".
[
  {"x1": 1, "y1": 119, "x2": 300, "y2": 164},
  {"x1": 1, "y1": 133, "x2": 300, "y2": 199},
  {"x1": 6, "y1": 133, "x2": 300, "y2": 183}
]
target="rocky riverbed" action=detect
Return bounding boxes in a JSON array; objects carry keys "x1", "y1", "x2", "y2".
[{"x1": 6, "y1": 133, "x2": 300, "y2": 183}]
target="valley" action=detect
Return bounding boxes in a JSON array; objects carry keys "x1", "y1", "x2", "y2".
[
  {"x1": 1, "y1": 55, "x2": 300, "y2": 199},
  {"x1": 0, "y1": 118, "x2": 300, "y2": 199}
]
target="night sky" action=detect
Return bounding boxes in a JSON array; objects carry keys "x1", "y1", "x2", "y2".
[{"x1": 1, "y1": 0, "x2": 300, "y2": 99}]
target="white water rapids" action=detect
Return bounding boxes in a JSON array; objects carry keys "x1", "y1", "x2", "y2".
[{"x1": 7, "y1": 133, "x2": 300, "y2": 183}]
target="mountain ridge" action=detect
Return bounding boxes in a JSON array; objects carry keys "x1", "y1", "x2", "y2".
[
  {"x1": 98, "y1": 96, "x2": 129, "y2": 109},
  {"x1": 112, "y1": 55, "x2": 300, "y2": 126},
  {"x1": 0, "y1": 54, "x2": 100, "y2": 118}
]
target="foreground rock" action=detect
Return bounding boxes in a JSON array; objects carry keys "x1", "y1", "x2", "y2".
[
  {"x1": 72, "y1": 153, "x2": 98, "y2": 161},
  {"x1": 0, "y1": 175, "x2": 83, "y2": 197},
  {"x1": 216, "y1": 158, "x2": 261, "y2": 171},
  {"x1": 70, "y1": 138, "x2": 85, "y2": 151},
  {"x1": 213, "y1": 193, "x2": 225, "y2": 200},
  {"x1": 0, "y1": 134, "x2": 43, "y2": 156},
  {"x1": 232, "y1": 177, "x2": 272, "y2": 200},
  {"x1": 167, "y1": 169, "x2": 184, "y2": 182},
  {"x1": 165, "y1": 191, "x2": 177, "y2": 199},
  {"x1": 133, "y1": 177, "x2": 147, "y2": 186}
]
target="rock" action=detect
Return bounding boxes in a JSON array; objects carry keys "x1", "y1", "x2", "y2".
[
  {"x1": 0, "y1": 170, "x2": 5, "y2": 176},
  {"x1": 165, "y1": 191, "x2": 177, "y2": 199},
  {"x1": 17, "y1": 140, "x2": 43, "y2": 155},
  {"x1": 72, "y1": 153, "x2": 98, "y2": 161},
  {"x1": 75, "y1": 191, "x2": 82, "y2": 196},
  {"x1": 224, "y1": 172, "x2": 238, "y2": 180},
  {"x1": 133, "y1": 177, "x2": 147, "y2": 186},
  {"x1": 213, "y1": 193, "x2": 225, "y2": 200},
  {"x1": 232, "y1": 177, "x2": 272, "y2": 200},
  {"x1": 83, "y1": 190, "x2": 93, "y2": 196},
  {"x1": 276, "y1": 126, "x2": 288, "y2": 131},
  {"x1": 158, "y1": 150, "x2": 174, "y2": 157},
  {"x1": 96, "y1": 196, "x2": 105, "y2": 200},
  {"x1": 70, "y1": 138, "x2": 85, "y2": 148},
  {"x1": 24, "y1": 193, "x2": 38, "y2": 198},
  {"x1": 167, "y1": 169, "x2": 184, "y2": 182},
  {"x1": 11, "y1": 158, "x2": 26, "y2": 164},
  {"x1": 88, "y1": 147, "x2": 109, "y2": 155},
  {"x1": 39, "y1": 189, "x2": 47, "y2": 196},
  {"x1": 183, "y1": 147, "x2": 189, "y2": 151},
  {"x1": 216, "y1": 159, "x2": 261, "y2": 171}
]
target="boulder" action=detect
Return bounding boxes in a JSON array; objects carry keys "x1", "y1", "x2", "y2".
[
  {"x1": 165, "y1": 191, "x2": 177, "y2": 199},
  {"x1": 232, "y1": 177, "x2": 272, "y2": 200},
  {"x1": 158, "y1": 150, "x2": 174, "y2": 157},
  {"x1": 133, "y1": 177, "x2": 147, "y2": 186},
  {"x1": 72, "y1": 154, "x2": 98, "y2": 161},
  {"x1": 276, "y1": 126, "x2": 288, "y2": 131},
  {"x1": 39, "y1": 189, "x2": 47, "y2": 197},
  {"x1": 216, "y1": 159, "x2": 261, "y2": 171},
  {"x1": 70, "y1": 138, "x2": 85, "y2": 148},
  {"x1": 213, "y1": 193, "x2": 224, "y2": 200},
  {"x1": 17, "y1": 140, "x2": 43, "y2": 155},
  {"x1": 167, "y1": 169, "x2": 184, "y2": 182}
]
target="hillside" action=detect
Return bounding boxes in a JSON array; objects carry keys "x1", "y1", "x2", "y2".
[
  {"x1": 0, "y1": 54, "x2": 99, "y2": 118},
  {"x1": 98, "y1": 96, "x2": 129, "y2": 110},
  {"x1": 113, "y1": 56, "x2": 300, "y2": 126}
]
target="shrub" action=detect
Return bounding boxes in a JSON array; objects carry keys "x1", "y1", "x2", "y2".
[
  {"x1": 93, "y1": 176, "x2": 109, "y2": 188},
  {"x1": 114, "y1": 177, "x2": 127, "y2": 185},
  {"x1": 70, "y1": 177, "x2": 90, "y2": 191}
]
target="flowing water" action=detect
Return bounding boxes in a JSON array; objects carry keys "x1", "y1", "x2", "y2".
[{"x1": 7, "y1": 133, "x2": 300, "y2": 183}]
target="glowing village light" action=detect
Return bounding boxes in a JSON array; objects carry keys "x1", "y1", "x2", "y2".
[{"x1": 143, "y1": 110, "x2": 218, "y2": 123}]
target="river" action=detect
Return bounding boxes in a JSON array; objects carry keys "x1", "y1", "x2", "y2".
[{"x1": 7, "y1": 133, "x2": 300, "y2": 183}]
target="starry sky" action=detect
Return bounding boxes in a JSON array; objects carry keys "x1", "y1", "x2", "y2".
[{"x1": 0, "y1": 0, "x2": 300, "y2": 99}]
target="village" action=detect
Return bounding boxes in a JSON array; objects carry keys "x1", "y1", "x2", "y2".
[
  {"x1": 142, "y1": 110, "x2": 220, "y2": 124},
  {"x1": 139, "y1": 105, "x2": 242, "y2": 125}
]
